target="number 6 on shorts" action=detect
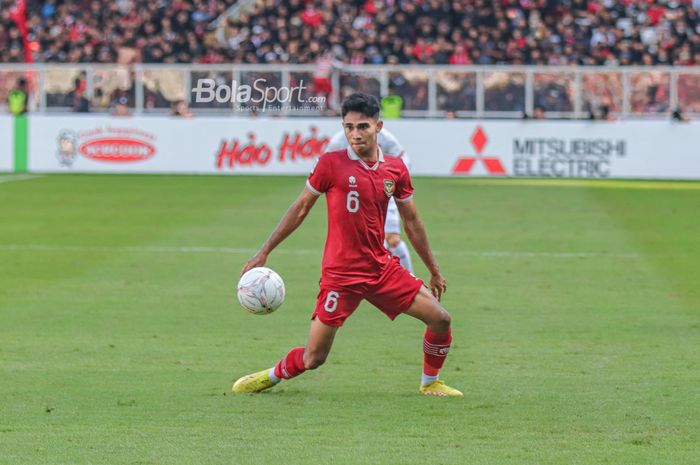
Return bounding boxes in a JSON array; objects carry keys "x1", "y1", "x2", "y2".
[{"x1": 324, "y1": 291, "x2": 339, "y2": 312}]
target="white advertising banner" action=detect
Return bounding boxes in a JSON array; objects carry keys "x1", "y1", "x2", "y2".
[
  {"x1": 29, "y1": 115, "x2": 339, "y2": 175},
  {"x1": 28, "y1": 115, "x2": 700, "y2": 179},
  {"x1": 389, "y1": 120, "x2": 700, "y2": 180},
  {"x1": 0, "y1": 116, "x2": 13, "y2": 172}
]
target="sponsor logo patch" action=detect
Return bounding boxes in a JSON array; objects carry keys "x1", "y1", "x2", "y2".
[
  {"x1": 79, "y1": 138, "x2": 156, "y2": 162},
  {"x1": 452, "y1": 126, "x2": 506, "y2": 176},
  {"x1": 56, "y1": 127, "x2": 158, "y2": 167}
]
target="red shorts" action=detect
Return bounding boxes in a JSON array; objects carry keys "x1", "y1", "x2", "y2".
[{"x1": 312, "y1": 257, "x2": 424, "y2": 327}]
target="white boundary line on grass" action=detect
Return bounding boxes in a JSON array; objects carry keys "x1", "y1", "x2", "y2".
[
  {"x1": 0, "y1": 175, "x2": 44, "y2": 184},
  {"x1": 461, "y1": 179, "x2": 700, "y2": 190},
  {"x1": 0, "y1": 243, "x2": 640, "y2": 259}
]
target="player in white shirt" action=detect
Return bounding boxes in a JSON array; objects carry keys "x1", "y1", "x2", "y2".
[{"x1": 326, "y1": 127, "x2": 414, "y2": 273}]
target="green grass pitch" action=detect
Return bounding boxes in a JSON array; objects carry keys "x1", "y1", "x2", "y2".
[{"x1": 1, "y1": 174, "x2": 698, "y2": 464}]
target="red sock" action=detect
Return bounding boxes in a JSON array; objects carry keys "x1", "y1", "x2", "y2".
[
  {"x1": 274, "y1": 347, "x2": 306, "y2": 379},
  {"x1": 423, "y1": 327, "x2": 452, "y2": 376}
]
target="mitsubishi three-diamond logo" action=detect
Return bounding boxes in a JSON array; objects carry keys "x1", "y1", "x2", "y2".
[{"x1": 451, "y1": 126, "x2": 506, "y2": 176}]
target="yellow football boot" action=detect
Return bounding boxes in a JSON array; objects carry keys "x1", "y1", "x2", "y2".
[
  {"x1": 419, "y1": 380, "x2": 463, "y2": 397},
  {"x1": 232, "y1": 369, "x2": 277, "y2": 393}
]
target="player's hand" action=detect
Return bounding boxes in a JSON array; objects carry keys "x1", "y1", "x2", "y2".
[
  {"x1": 428, "y1": 272, "x2": 447, "y2": 301},
  {"x1": 241, "y1": 252, "x2": 268, "y2": 276}
]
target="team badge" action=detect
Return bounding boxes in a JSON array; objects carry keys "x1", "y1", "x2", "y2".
[{"x1": 383, "y1": 179, "x2": 395, "y2": 197}]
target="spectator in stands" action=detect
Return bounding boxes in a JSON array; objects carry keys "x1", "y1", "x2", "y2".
[
  {"x1": 313, "y1": 50, "x2": 337, "y2": 107},
  {"x1": 300, "y1": 3, "x2": 322, "y2": 28},
  {"x1": 7, "y1": 77, "x2": 28, "y2": 115},
  {"x1": 111, "y1": 96, "x2": 130, "y2": 117},
  {"x1": 671, "y1": 106, "x2": 690, "y2": 122},
  {"x1": 70, "y1": 75, "x2": 89, "y2": 113},
  {"x1": 449, "y1": 44, "x2": 471, "y2": 65},
  {"x1": 599, "y1": 105, "x2": 615, "y2": 122},
  {"x1": 171, "y1": 99, "x2": 193, "y2": 118},
  {"x1": 533, "y1": 106, "x2": 546, "y2": 120}
]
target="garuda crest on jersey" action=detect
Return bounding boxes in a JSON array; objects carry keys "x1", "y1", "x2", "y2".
[{"x1": 383, "y1": 179, "x2": 395, "y2": 197}]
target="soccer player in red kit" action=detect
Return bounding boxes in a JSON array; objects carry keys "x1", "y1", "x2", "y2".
[{"x1": 232, "y1": 93, "x2": 462, "y2": 397}]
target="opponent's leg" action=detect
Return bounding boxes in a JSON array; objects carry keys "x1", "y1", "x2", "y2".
[
  {"x1": 404, "y1": 287, "x2": 462, "y2": 397},
  {"x1": 384, "y1": 199, "x2": 414, "y2": 273},
  {"x1": 386, "y1": 233, "x2": 414, "y2": 273},
  {"x1": 232, "y1": 318, "x2": 338, "y2": 393}
]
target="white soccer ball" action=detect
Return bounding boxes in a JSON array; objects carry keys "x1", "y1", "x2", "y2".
[{"x1": 237, "y1": 267, "x2": 286, "y2": 315}]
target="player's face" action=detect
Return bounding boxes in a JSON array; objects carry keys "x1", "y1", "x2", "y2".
[{"x1": 342, "y1": 112, "x2": 383, "y2": 157}]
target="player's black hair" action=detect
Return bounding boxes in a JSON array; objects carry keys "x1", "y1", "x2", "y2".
[{"x1": 341, "y1": 92, "x2": 381, "y2": 119}]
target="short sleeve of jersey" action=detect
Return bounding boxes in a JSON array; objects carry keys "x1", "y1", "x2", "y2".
[
  {"x1": 306, "y1": 154, "x2": 333, "y2": 195},
  {"x1": 394, "y1": 161, "x2": 414, "y2": 202}
]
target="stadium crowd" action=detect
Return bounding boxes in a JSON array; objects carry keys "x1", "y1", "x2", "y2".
[
  {"x1": 1, "y1": 0, "x2": 700, "y2": 66},
  {"x1": 0, "y1": 0, "x2": 237, "y2": 63}
]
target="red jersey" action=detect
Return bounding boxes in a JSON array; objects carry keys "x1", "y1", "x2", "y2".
[{"x1": 306, "y1": 146, "x2": 414, "y2": 286}]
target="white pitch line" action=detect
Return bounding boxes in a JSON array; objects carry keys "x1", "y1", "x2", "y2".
[
  {"x1": 0, "y1": 243, "x2": 639, "y2": 259},
  {"x1": 0, "y1": 175, "x2": 43, "y2": 185}
]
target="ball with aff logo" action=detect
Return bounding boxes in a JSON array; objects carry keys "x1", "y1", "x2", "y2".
[{"x1": 237, "y1": 267, "x2": 286, "y2": 315}]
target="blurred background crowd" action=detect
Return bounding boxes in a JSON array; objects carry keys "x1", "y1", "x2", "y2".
[{"x1": 1, "y1": 0, "x2": 699, "y2": 65}]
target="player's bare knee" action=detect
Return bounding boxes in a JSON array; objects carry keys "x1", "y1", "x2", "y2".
[
  {"x1": 386, "y1": 234, "x2": 401, "y2": 248},
  {"x1": 303, "y1": 352, "x2": 326, "y2": 370},
  {"x1": 431, "y1": 308, "x2": 451, "y2": 332}
]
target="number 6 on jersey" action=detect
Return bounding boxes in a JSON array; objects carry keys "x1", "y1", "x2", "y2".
[{"x1": 346, "y1": 191, "x2": 359, "y2": 213}]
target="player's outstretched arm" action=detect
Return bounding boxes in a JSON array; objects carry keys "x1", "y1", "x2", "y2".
[
  {"x1": 396, "y1": 198, "x2": 447, "y2": 301},
  {"x1": 241, "y1": 187, "x2": 319, "y2": 275}
]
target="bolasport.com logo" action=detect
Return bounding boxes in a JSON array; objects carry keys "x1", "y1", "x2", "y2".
[
  {"x1": 192, "y1": 78, "x2": 326, "y2": 112},
  {"x1": 56, "y1": 127, "x2": 157, "y2": 167}
]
